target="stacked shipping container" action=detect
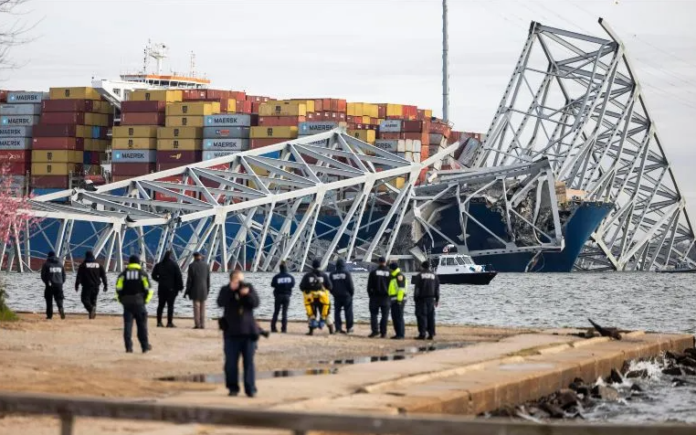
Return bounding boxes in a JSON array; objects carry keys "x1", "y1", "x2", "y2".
[
  {"x1": 253, "y1": 101, "x2": 303, "y2": 149},
  {"x1": 0, "y1": 91, "x2": 44, "y2": 192}
]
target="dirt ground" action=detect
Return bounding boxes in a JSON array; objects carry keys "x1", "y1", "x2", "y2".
[{"x1": 0, "y1": 313, "x2": 527, "y2": 434}]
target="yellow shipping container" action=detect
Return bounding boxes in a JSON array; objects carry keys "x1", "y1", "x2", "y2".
[
  {"x1": 288, "y1": 100, "x2": 316, "y2": 113},
  {"x1": 348, "y1": 129, "x2": 376, "y2": 144},
  {"x1": 250, "y1": 126, "x2": 298, "y2": 139},
  {"x1": 112, "y1": 138, "x2": 157, "y2": 150},
  {"x1": 165, "y1": 116, "x2": 206, "y2": 127},
  {"x1": 84, "y1": 113, "x2": 109, "y2": 127},
  {"x1": 74, "y1": 125, "x2": 89, "y2": 138},
  {"x1": 129, "y1": 90, "x2": 183, "y2": 103},
  {"x1": 386, "y1": 104, "x2": 403, "y2": 117},
  {"x1": 157, "y1": 127, "x2": 203, "y2": 139},
  {"x1": 258, "y1": 102, "x2": 306, "y2": 117},
  {"x1": 361, "y1": 116, "x2": 371, "y2": 124},
  {"x1": 93, "y1": 140, "x2": 109, "y2": 152},
  {"x1": 423, "y1": 109, "x2": 433, "y2": 119},
  {"x1": 31, "y1": 163, "x2": 81, "y2": 176},
  {"x1": 49, "y1": 87, "x2": 102, "y2": 101},
  {"x1": 347, "y1": 102, "x2": 359, "y2": 117},
  {"x1": 112, "y1": 126, "x2": 158, "y2": 138},
  {"x1": 222, "y1": 99, "x2": 237, "y2": 113},
  {"x1": 94, "y1": 101, "x2": 113, "y2": 114},
  {"x1": 157, "y1": 139, "x2": 202, "y2": 151},
  {"x1": 32, "y1": 150, "x2": 83, "y2": 163},
  {"x1": 166, "y1": 102, "x2": 221, "y2": 117},
  {"x1": 363, "y1": 103, "x2": 379, "y2": 118}
]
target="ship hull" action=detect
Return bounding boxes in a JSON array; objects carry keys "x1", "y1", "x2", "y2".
[{"x1": 437, "y1": 271, "x2": 497, "y2": 285}]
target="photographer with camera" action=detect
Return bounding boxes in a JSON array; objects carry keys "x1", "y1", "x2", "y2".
[{"x1": 216, "y1": 270, "x2": 260, "y2": 398}]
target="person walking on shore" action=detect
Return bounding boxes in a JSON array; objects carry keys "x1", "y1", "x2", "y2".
[
  {"x1": 413, "y1": 261, "x2": 440, "y2": 340},
  {"x1": 299, "y1": 259, "x2": 334, "y2": 335},
  {"x1": 388, "y1": 262, "x2": 407, "y2": 340},
  {"x1": 152, "y1": 251, "x2": 184, "y2": 328},
  {"x1": 41, "y1": 251, "x2": 66, "y2": 320},
  {"x1": 75, "y1": 250, "x2": 107, "y2": 319},
  {"x1": 270, "y1": 261, "x2": 294, "y2": 333},
  {"x1": 367, "y1": 256, "x2": 391, "y2": 338},
  {"x1": 186, "y1": 252, "x2": 210, "y2": 329},
  {"x1": 217, "y1": 270, "x2": 260, "y2": 397},
  {"x1": 330, "y1": 258, "x2": 355, "y2": 334},
  {"x1": 115, "y1": 255, "x2": 153, "y2": 354}
]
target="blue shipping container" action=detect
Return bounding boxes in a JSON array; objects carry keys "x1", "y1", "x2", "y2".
[
  {"x1": 298, "y1": 122, "x2": 339, "y2": 135},
  {"x1": 0, "y1": 138, "x2": 31, "y2": 150},
  {"x1": 7, "y1": 92, "x2": 46, "y2": 103},
  {"x1": 203, "y1": 139, "x2": 249, "y2": 151},
  {"x1": 0, "y1": 126, "x2": 32, "y2": 138},
  {"x1": 203, "y1": 151, "x2": 237, "y2": 160},
  {"x1": 204, "y1": 114, "x2": 251, "y2": 127},
  {"x1": 203, "y1": 127, "x2": 250, "y2": 139},
  {"x1": 112, "y1": 150, "x2": 156, "y2": 163},
  {"x1": 1, "y1": 115, "x2": 40, "y2": 126},
  {"x1": 0, "y1": 104, "x2": 42, "y2": 116}
]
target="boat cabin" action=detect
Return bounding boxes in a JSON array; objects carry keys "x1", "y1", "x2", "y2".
[{"x1": 437, "y1": 254, "x2": 484, "y2": 275}]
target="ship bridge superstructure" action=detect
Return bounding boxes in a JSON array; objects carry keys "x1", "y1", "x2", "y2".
[{"x1": 473, "y1": 19, "x2": 696, "y2": 271}]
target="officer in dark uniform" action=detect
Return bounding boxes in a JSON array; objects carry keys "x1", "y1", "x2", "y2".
[
  {"x1": 299, "y1": 259, "x2": 333, "y2": 335},
  {"x1": 366, "y1": 256, "x2": 391, "y2": 338},
  {"x1": 330, "y1": 258, "x2": 355, "y2": 334},
  {"x1": 41, "y1": 251, "x2": 66, "y2": 320},
  {"x1": 75, "y1": 250, "x2": 108, "y2": 319},
  {"x1": 388, "y1": 262, "x2": 407, "y2": 340},
  {"x1": 270, "y1": 261, "x2": 294, "y2": 333},
  {"x1": 413, "y1": 261, "x2": 440, "y2": 340},
  {"x1": 115, "y1": 255, "x2": 153, "y2": 353}
]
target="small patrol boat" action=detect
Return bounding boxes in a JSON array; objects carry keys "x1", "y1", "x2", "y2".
[
  {"x1": 657, "y1": 262, "x2": 696, "y2": 274},
  {"x1": 435, "y1": 246, "x2": 497, "y2": 285}
]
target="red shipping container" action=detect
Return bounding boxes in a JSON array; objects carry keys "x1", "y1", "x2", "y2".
[
  {"x1": 251, "y1": 102, "x2": 263, "y2": 114},
  {"x1": 112, "y1": 163, "x2": 155, "y2": 177},
  {"x1": 182, "y1": 90, "x2": 207, "y2": 101},
  {"x1": 42, "y1": 100, "x2": 95, "y2": 113},
  {"x1": 258, "y1": 116, "x2": 305, "y2": 127},
  {"x1": 156, "y1": 163, "x2": 188, "y2": 172},
  {"x1": 156, "y1": 150, "x2": 202, "y2": 164},
  {"x1": 321, "y1": 99, "x2": 347, "y2": 113},
  {"x1": 3, "y1": 162, "x2": 29, "y2": 174},
  {"x1": 429, "y1": 121, "x2": 451, "y2": 136},
  {"x1": 402, "y1": 120, "x2": 425, "y2": 133},
  {"x1": 121, "y1": 112, "x2": 165, "y2": 125},
  {"x1": 32, "y1": 175, "x2": 69, "y2": 188},
  {"x1": 246, "y1": 95, "x2": 272, "y2": 103},
  {"x1": 121, "y1": 101, "x2": 167, "y2": 113},
  {"x1": 32, "y1": 125, "x2": 77, "y2": 137},
  {"x1": 90, "y1": 152, "x2": 100, "y2": 164},
  {"x1": 378, "y1": 132, "x2": 401, "y2": 140},
  {"x1": 233, "y1": 100, "x2": 253, "y2": 114},
  {"x1": 0, "y1": 90, "x2": 7, "y2": 103},
  {"x1": 40, "y1": 112, "x2": 85, "y2": 125},
  {"x1": 153, "y1": 176, "x2": 197, "y2": 202},
  {"x1": 377, "y1": 105, "x2": 387, "y2": 119},
  {"x1": 0, "y1": 150, "x2": 30, "y2": 163},
  {"x1": 33, "y1": 137, "x2": 84, "y2": 151},
  {"x1": 250, "y1": 138, "x2": 285, "y2": 149}
]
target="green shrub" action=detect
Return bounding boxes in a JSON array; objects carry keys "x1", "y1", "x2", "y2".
[{"x1": 0, "y1": 284, "x2": 18, "y2": 322}]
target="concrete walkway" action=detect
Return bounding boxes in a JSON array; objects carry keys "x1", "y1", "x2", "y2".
[{"x1": 157, "y1": 331, "x2": 694, "y2": 416}]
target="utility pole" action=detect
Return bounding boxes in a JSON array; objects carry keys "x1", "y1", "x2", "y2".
[{"x1": 442, "y1": 0, "x2": 450, "y2": 123}]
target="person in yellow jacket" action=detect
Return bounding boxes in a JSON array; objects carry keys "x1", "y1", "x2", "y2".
[
  {"x1": 299, "y1": 259, "x2": 334, "y2": 335},
  {"x1": 116, "y1": 255, "x2": 153, "y2": 354},
  {"x1": 388, "y1": 262, "x2": 407, "y2": 340}
]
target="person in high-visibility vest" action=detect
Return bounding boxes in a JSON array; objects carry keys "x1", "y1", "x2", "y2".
[
  {"x1": 115, "y1": 255, "x2": 153, "y2": 354},
  {"x1": 299, "y1": 259, "x2": 334, "y2": 335},
  {"x1": 388, "y1": 262, "x2": 407, "y2": 340}
]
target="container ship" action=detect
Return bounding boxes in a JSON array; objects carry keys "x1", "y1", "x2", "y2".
[{"x1": 0, "y1": 44, "x2": 611, "y2": 272}]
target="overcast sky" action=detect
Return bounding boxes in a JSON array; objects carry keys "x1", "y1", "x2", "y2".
[{"x1": 4, "y1": 0, "x2": 696, "y2": 214}]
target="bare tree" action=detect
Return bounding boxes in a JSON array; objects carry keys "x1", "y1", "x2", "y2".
[{"x1": 0, "y1": 0, "x2": 33, "y2": 70}]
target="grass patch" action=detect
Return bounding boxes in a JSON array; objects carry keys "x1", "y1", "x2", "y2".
[{"x1": 0, "y1": 284, "x2": 18, "y2": 322}]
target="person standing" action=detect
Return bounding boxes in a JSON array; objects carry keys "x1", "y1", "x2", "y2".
[
  {"x1": 270, "y1": 261, "x2": 294, "y2": 333},
  {"x1": 152, "y1": 251, "x2": 184, "y2": 328},
  {"x1": 41, "y1": 251, "x2": 66, "y2": 320},
  {"x1": 217, "y1": 270, "x2": 260, "y2": 398},
  {"x1": 413, "y1": 261, "x2": 440, "y2": 340},
  {"x1": 75, "y1": 250, "x2": 107, "y2": 319},
  {"x1": 299, "y1": 259, "x2": 334, "y2": 335},
  {"x1": 115, "y1": 255, "x2": 153, "y2": 354},
  {"x1": 366, "y1": 256, "x2": 391, "y2": 338},
  {"x1": 330, "y1": 258, "x2": 355, "y2": 334},
  {"x1": 388, "y1": 262, "x2": 407, "y2": 340},
  {"x1": 186, "y1": 252, "x2": 210, "y2": 329}
]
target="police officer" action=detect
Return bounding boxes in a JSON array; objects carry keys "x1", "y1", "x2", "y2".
[
  {"x1": 413, "y1": 261, "x2": 440, "y2": 340},
  {"x1": 41, "y1": 251, "x2": 66, "y2": 320},
  {"x1": 367, "y1": 256, "x2": 391, "y2": 338},
  {"x1": 115, "y1": 255, "x2": 153, "y2": 354},
  {"x1": 330, "y1": 258, "x2": 355, "y2": 334},
  {"x1": 299, "y1": 259, "x2": 333, "y2": 335},
  {"x1": 75, "y1": 250, "x2": 108, "y2": 319},
  {"x1": 152, "y1": 251, "x2": 184, "y2": 328},
  {"x1": 388, "y1": 262, "x2": 407, "y2": 340},
  {"x1": 270, "y1": 261, "x2": 295, "y2": 333}
]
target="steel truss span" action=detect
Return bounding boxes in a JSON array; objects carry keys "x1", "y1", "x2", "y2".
[
  {"x1": 14, "y1": 130, "x2": 457, "y2": 273},
  {"x1": 474, "y1": 19, "x2": 696, "y2": 271}
]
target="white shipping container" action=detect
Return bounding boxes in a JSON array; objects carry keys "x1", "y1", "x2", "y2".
[
  {"x1": 0, "y1": 104, "x2": 41, "y2": 116},
  {"x1": 374, "y1": 139, "x2": 399, "y2": 152},
  {"x1": 413, "y1": 152, "x2": 421, "y2": 163},
  {"x1": 405, "y1": 151, "x2": 413, "y2": 162},
  {"x1": 379, "y1": 120, "x2": 402, "y2": 133},
  {"x1": 397, "y1": 140, "x2": 408, "y2": 153},
  {"x1": 1, "y1": 115, "x2": 40, "y2": 126},
  {"x1": 203, "y1": 139, "x2": 249, "y2": 151},
  {"x1": 7, "y1": 92, "x2": 47, "y2": 103}
]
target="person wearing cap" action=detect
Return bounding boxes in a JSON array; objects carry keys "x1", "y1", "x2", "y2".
[
  {"x1": 41, "y1": 251, "x2": 66, "y2": 320},
  {"x1": 412, "y1": 261, "x2": 440, "y2": 340},
  {"x1": 388, "y1": 261, "x2": 407, "y2": 340},
  {"x1": 329, "y1": 258, "x2": 355, "y2": 334},
  {"x1": 299, "y1": 259, "x2": 334, "y2": 335},
  {"x1": 186, "y1": 252, "x2": 210, "y2": 329},
  {"x1": 366, "y1": 256, "x2": 391, "y2": 338},
  {"x1": 270, "y1": 261, "x2": 294, "y2": 333},
  {"x1": 152, "y1": 250, "x2": 184, "y2": 328},
  {"x1": 75, "y1": 250, "x2": 108, "y2": 319},
  {"x1": 115, "y1": 255, "x2": 153, "y2": 353}
]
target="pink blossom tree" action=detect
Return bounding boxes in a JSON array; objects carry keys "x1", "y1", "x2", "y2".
[{"x1": 0, "y1": 163, "x2": 40, "y2": 320}]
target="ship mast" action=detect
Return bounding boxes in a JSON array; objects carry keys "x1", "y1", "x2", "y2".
[{"x1": 442, "y1": 0, "x2": 450, "y2": 123}]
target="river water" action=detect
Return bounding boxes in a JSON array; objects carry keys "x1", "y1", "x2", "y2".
[{"x1": 3, "y1": 270, "x2": 696, "y2": 423}]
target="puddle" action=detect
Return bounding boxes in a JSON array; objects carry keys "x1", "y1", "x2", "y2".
[
  {"x1": 319, "y1": 342, "x2": 470, "y2": 365},
  {"x1": 160, "y1": 368, "x2": 338, "y2": 384}
]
